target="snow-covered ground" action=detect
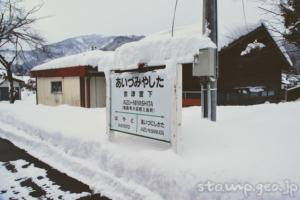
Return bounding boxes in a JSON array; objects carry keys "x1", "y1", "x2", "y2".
[
  {"x1": 0, "y1": 160, "x2": 88, "y2": 200},
  {"x1": 0, "y1": 93, "x2": 299, "y2": 200}
]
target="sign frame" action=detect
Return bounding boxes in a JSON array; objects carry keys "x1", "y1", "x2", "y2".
[{"x1": 106, "y1": 65, "x2": 182, "y2": 153}]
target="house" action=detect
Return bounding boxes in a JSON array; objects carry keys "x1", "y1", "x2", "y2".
[
  {"x1": 218, "y1": 23, "x2": 293, "y2": 105},
  {"x1": 170, "y1": 24, "x2": 295, "y2": 107},
  {"x1": 27, "y1": 77, "x2": 37, "y2": 90},
  {"x1": 0, "y1": 75, "x2": 24, "y2": 101},
  {"x1": 31, "y1": 50, "x2": 113, "y2": 108}
]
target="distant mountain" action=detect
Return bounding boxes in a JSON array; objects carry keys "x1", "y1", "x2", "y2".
[{"x1": 0, "y1": 34, "x2": 144, "y2": 75}]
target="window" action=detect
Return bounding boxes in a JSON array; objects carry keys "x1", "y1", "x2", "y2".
[
  {"x1": 268, "y1": 90, "x2": 275, "y2": 96},
  {"x1": 51, "y1": 81, "x2": 62, "y2": 93},
  {"x1": 262, "y1": 91, "x2": 268, "y2": 97}
]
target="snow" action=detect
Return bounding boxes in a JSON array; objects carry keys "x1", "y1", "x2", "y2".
[
  {"x1": 282, "y1": 73, "x2": 300, "y2": 88},
  {"x1": 0, "y1": 94, "x2": 300, "y2": 200},
  {"x1": 248, "y1": 87, "x2": 265, "y2": 93},
  {"x1": 98, "y1": 24, "x2": 216, "y2": 72},
  {"x1": 234, "y1": 86, "x2": 265, "y2": 93},
  {"x1": 0, "y1": 160, "x2": 89, "y2": 199},
  {"x1": 0, "y1": 67, "x2": 24, "y2": 84},
  {"x1": 241, "y1": 40, "x2": 266, "y2": 56},
  {"x1": 220, "y1": 23, "x2": 262, "y2": 49},
  {"x1": 264, "y1": 23, "x2": 294, "y2": 67},
  {"x1": 14, "y1": 76, "x2": 31, "y2": 84},
  {"x1": 220, "y1": 22, "x2": 293, "y2": 66},
  {"x1": 0, "y1": 75, "x2": 24, "y2": 87},
  {"x1": 31, "y1": 50, "x2": 114, "y2": 72},
  {"x1": 30, "y1": 25, "x2": 215, "y2": 74}
]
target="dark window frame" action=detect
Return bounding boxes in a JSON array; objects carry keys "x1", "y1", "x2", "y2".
[{"x1": 51, "y1": 81, "x2": 62, "y2": 94}]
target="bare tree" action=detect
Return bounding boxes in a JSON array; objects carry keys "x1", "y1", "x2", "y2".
[
  {"x1": 259, "y1": 0, "x2": 300, "y2": 46},
  {"x1": 280, "y1": 0, "x2": 300, "y2": 46},
  {"x1": 0, "y1": 0, "x2": 45, "y2": 103}
]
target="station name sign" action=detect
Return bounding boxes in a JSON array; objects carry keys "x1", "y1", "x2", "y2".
[{"x1": 110, "y1": 70, "x2": 172, "y2": 142}]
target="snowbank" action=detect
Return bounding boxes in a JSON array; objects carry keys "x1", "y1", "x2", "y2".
[
  {"x1": 31, "y1": 50, "x2": 114, "y2": 72},
  {"x1": 0, "y1": 95, "x2": 299, "y2": 200}
]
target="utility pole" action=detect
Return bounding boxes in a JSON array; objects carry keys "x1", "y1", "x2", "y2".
[{"x1": 203, "y1": 0, "x2": 218, "y2": 121}]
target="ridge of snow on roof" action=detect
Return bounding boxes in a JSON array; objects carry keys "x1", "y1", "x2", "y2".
[
  {"x1": 221, "y1": 22, "x2": 293, "y2": 67},
  {"x1": 98, "y1": 24, "x2": 216, "y2": 71},
  {"x1": 263, "y1": 23, "x2": 293, "y2": 67},
  {"x1": 220, "y1": 23, "x2": 262, "y2": 49},
  {"x1": 31, "y1": 50, "x2": 114, "y2": 72},
  {"x1": 0, "y1": 68, "x2": 24, "y2": 83},
  {"x1": 11, "y1": 75, "x2": 25, "y2": 83}
]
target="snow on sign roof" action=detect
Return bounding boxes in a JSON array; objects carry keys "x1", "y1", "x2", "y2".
[
  {"x1": 98, "y1": 24, "x2": 216, "y2": 71},
  {"x1": 31, "y1": 50, "x2": 114, "y2": 72}
]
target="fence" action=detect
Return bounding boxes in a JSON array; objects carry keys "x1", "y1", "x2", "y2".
[
  {"x1": 218, "y1": 89, "x2": 282, "y2": 105},
  {"x1": 182, "y1": 91, "x2": 201, "y2": 106},
  {"x1": 286, "y1": 86, "x2": 300, "y2": 102}
]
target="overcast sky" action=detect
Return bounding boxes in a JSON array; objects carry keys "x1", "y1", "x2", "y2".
[{"x1": 22, "y1": 0, "x2": 264, "y2": 43}]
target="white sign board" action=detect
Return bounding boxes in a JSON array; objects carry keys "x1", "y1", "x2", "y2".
[{"x1": 110, "y1": 70, "x2": 173, "y2": 142}]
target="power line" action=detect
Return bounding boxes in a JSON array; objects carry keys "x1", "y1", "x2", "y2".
[
  {"x1": 241, "y1": 0, "x2": 249, "y2": 31},
  {"x1": 171, "y1": 0, "x2": 179, "y2": 37}
]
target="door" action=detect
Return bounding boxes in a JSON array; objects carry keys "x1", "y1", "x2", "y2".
[{"x1": 0, "y1": 87, "x2": 9, "y2": 101}]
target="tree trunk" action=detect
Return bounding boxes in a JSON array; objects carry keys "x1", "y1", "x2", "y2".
[{"x1": 6, "y1": 66, "x2": 16, "y2": 104}]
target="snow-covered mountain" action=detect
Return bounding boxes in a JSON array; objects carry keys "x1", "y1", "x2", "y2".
[{"x1": 0, "y1": 34, "x2": 143, "y2": 75}]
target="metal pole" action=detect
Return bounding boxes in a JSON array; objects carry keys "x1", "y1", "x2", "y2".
[
  {"x1": 201, "y1": 84, "x2": 205, "y2": 118},
  {"x1": 207, "y1": 82, "x2": 211, "y2": 118},
  {"x1": 203, "y1": 0, "x2": 218, "y2": 122},
  {"x1": 201, "y1": 81, "x2": 209, "y2": 118}
]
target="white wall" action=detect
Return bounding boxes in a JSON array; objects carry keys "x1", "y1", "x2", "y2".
[
  {"x1": 37, "y1": 76, "x2": 106, "y2": 107},
  {"x1": 90, "y1": 76, "x2": 106, "y2": 108},
  {"x1": 37, "y1": 77, "x2": 81, "y2": 106}
]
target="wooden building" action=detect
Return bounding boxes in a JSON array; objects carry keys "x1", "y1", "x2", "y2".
[
  {"x1": 0, "y1": 76, "x2": 24, "y2": 101},
  {"x1": 31, "y1": 51, "x2": 112, "y2": 108},
  {"x1": 218, "y1": 24, "x2": 292, "y2": 105},
  {"x1": 180, "y1": 24, "x2": 294, "y2": 106}
]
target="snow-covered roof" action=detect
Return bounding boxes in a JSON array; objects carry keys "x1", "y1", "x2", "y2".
[
  {"x1": 12, "y1": 75, "x2": 25, "y2": 82},
  {"x1": 221, "y1": 22, "x2": 293, "y2": 67},
  {"x1": 220, "y1": 23, "x2": 262, "y2": 49},
  {"x1": 0, "y1": 67, "x2": 24, "y2": 84},
  {"x1": 282, "y1": 73, "x2": 300, "y2": 87},
  {"x1": 0, "y1": 75, "x2": 24, "y2": 86},
  {"x1": 98, "y1": 24, "x2": 216, "y2": 71},
  {"x1": 14, "y1": 76, "x2": 31, "y2": 84},
  {"x1": 264, "y1": 23, "x2": 294, "y2": 67},
  {"x1": 31, "y1": 50, "x2": 114, "y2": 72}
]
